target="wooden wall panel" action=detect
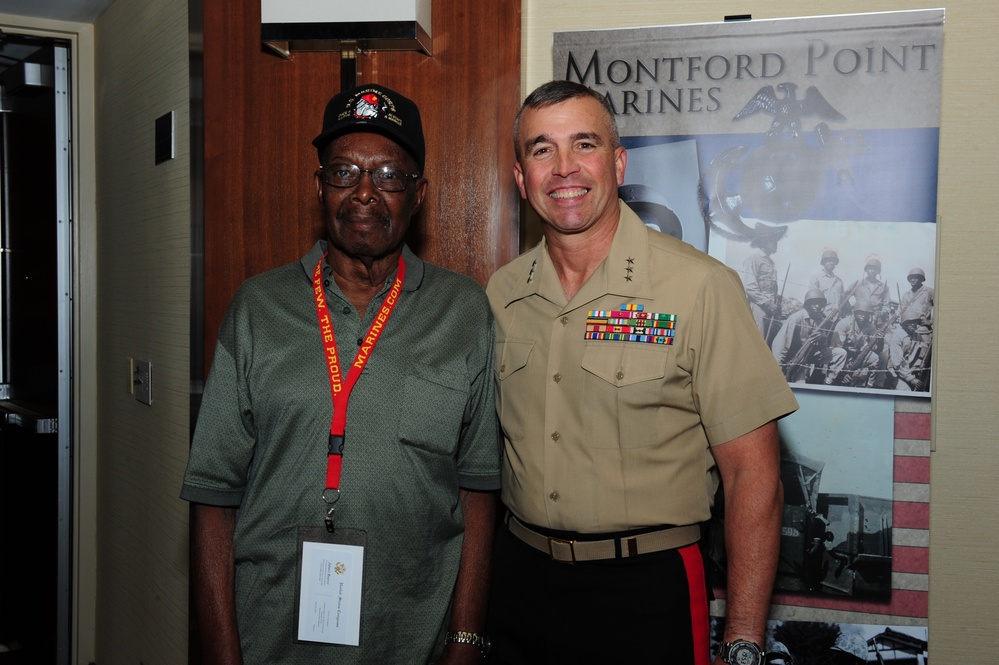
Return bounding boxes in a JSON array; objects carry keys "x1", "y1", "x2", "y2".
[
  {"x1": 361, "y1": 0, "x2": 523, "y2": 285},
  {"x1": 203, "y1": 1, "x2": 336, "y2": 365},
  {"x1": 203, "y1": 0, "x2": 521, "y2": 368}
]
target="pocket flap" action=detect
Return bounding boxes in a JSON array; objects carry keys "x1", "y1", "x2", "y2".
[
  {"x1": 581, "y1": 344, "x2": 667, "y2": 387},
  {"x1": 495, "y1": 339, "x2": 534, "y2": 381}
]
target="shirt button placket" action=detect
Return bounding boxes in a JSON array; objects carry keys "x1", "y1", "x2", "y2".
[{"x1": 545, "y1": 313, "x2": 572, "y2": 522}]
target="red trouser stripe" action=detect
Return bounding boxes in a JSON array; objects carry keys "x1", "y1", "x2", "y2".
[{"x1": 679, "y1": 542, "x2": 711, "y2": 665}]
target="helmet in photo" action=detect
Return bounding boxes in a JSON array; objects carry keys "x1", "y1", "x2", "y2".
[
  {"x1": 852, "y1": 298, "x2": 875, "y2": 314},
  {"x1": 908, "y1": 267, "x2": 926, "y2": 280},
  {"x1": 831, "y1": 632, "x2": 868, "y2": 661},
  {"x1": 864, "y1": 257, "x2": 882, "y2": 272},
  {"x1": 804, "y1": 289, "x2": 827, "y2": 306},
  {"x1": 618, "y1": 184, "x2": 683, "y2": 239},
  {"x1": 820, "y1": 249, "x2": 839, "y2": 265},
  {"x1": 766, "y1": 640, "x2": 794, "y2": 665}
]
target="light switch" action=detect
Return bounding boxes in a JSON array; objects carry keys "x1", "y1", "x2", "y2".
[
  {"x1": 155, "y1": 111, "x2": 174, "y2": 164},
  {"x1": 134, "y1": 359, "x2": 152, "y2": 405}
]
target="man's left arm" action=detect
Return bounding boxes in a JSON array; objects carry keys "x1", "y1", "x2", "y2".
[
  {"x1": 434, "y1": 290, "x2": 500, "y2": 664},
  {"x1": 435, "y1": 488, "x2": 497, "y2": 665},
  {"x1": 711, "y1": 420, "x2": 783, "y2": 661}
]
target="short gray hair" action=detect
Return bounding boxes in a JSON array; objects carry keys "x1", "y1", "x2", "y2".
[{"x1": 514, "y1": 80, "x2": 620, "y2": 161}]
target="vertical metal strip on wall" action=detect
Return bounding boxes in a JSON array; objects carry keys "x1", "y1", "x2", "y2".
[{"x1": 53, "y1": 42, "x2": 72, "y2": 665}]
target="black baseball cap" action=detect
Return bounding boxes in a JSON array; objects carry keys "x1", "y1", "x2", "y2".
[{"x1": 312, "y1": 84, "x2": 426, "y2": 171}]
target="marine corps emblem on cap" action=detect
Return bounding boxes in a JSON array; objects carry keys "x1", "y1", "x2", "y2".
[
  {"x1": 354, "y1": 92, "x2": 388, "y2": 120},
  {"x1": 313, "y1": 83, "x2": 426, "y2": 170}
]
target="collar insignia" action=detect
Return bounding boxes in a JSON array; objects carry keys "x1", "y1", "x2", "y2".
[{"x1": 624, "y1": 258, "x2": 636, "y2": 281}]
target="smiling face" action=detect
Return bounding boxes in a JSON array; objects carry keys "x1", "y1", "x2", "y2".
[
  {"x1": 315, "y1": 131, "x2": 426, "y2": 265},
  {"x1": 514, "y1": 95, "x2": 626, "y2": 240}
]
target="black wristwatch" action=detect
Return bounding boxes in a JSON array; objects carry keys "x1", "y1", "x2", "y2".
[
  {"x1": 720, "y1": 639, "x2": 765, "y2": 665},
  {"x1": 444, "y1": 630, "x2": 491, "y2": 656}
]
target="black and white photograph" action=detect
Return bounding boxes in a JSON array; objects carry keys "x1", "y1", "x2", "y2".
[
  {"x1": 709, "y1": 218, "x2": 936, "y2": 397},
  {"x1": 707, "y1": 392, "x2": 895, "y2": 599},
  {"x1": 710, "y1": 618, "x2": 928, "y2": 664}
]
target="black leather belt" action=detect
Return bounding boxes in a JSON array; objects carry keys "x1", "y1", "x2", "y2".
[{"x1": 507, "y1": 515, "x2": 700, "y2": 564}]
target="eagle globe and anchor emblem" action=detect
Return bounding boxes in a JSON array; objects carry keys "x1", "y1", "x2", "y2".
[{"x1": 704, "y1": 82, "x2": 868, "y2": 242}]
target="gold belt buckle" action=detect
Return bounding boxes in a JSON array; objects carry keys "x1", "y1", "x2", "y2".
[{"x1": 547, "y1": 537, "x2": 577, "y2": 564}]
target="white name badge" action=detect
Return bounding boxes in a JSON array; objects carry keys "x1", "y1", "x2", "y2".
[{"x1": 295, "y1": 528, "x2": 366, "y2": 646}]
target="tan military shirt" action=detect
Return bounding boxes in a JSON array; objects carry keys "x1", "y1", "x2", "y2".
[{"x1": 487, "y1": 202, "x2": 798, "y2": 533}]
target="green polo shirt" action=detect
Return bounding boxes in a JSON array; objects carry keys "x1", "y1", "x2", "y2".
[{"x1": 182, "y1": 241, "x2": 500, "y2": 664}]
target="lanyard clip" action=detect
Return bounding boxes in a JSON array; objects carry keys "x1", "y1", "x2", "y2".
[
  {"x1": 328, "y1": 434, "x2": 345, "y2": 455},
  {"x1": 322, "y1": 488, "x2": 340, "y2": 533}
]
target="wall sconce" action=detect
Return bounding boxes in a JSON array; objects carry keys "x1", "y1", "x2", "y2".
[{"x1": 261, "y1": 0, "x2": 432, "y2": 90}]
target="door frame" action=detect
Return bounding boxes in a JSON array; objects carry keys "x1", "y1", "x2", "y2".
[{"x1": 0, "y1": 13, "x2": 97, "y2": 665}]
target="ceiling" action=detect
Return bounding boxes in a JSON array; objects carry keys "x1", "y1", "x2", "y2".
[{"x1": 1, "y1": 0, "x2": 116, "y2": 23}]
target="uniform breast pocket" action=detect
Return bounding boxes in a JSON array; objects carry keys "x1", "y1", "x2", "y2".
[
  {"x1": 494, "y1": 339, "x2": 534, "y2": 443},
  {"x1": 397, "y1": 363, "x2": 469, "y2": 456},
  {"x1": 580, "y1": 344, "x2": 668, "y2": 449}
]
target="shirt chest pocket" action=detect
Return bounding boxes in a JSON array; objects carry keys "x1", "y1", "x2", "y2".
[
  {"x1": 493, "y1": 339, "x2": 534, "y2": 443},
  {"x1": 580, "y1": 344, "x2": 669, "y2": 449},
  {"x1": 397, "y1": 363, "x2": 469, "y2": 456}
]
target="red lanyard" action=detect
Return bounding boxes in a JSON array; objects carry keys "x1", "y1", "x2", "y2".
[{"x1": 312, "y1": 253, "x2": 405, "y2": 496}]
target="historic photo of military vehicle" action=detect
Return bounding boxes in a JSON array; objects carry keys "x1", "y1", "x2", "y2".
[{"x1": 708, "y1": 450, "x2": 892, "y2": 599}]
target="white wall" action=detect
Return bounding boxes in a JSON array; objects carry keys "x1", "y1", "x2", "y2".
[
  {"x1": 523, "y1": 2, "x2": 998, "y2": 662},
  {"x1": 93, "y1": 0, "x2": 191, "y2": 661}
]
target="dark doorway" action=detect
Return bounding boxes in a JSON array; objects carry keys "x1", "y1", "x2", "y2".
[{"x1": 0, "y1": 29, "x2": 72, "y2": 665}]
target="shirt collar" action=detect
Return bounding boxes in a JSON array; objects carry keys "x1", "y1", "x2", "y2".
[
  {"x1": 501, "y1": 200, "x2": 651, "y2": 312},
  {"x1": 301, "y1": 240, "x2": 425, "y2": 294}
]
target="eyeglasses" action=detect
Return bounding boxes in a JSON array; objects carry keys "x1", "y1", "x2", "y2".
[{"x1": 318, "y1": 163, "x2": 420, "y2": 192}]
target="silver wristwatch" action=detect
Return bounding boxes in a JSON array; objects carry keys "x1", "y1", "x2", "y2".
[
  {"x1": 720, "y1": 639, "x2": 765, "y2": 665},
  {"x1": 444, "y1": 630, "x2": 491, "y2": 655}
]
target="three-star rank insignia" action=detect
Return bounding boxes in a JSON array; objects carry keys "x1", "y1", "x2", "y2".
[
  {"x1": 625, "y1": 257, "x2": 635, "y2": 282},
  {"x1": 585, "y1": 303, "x2": 677, "y2": 345}
]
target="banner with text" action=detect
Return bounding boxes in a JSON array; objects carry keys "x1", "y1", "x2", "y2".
[{"x1": 554, "y1": 9, "x2": 942, "y2": 633}]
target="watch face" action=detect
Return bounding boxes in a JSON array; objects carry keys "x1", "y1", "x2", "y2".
[{"x1": 733, "y1": 644, "x2": 759, "y2": 665}]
